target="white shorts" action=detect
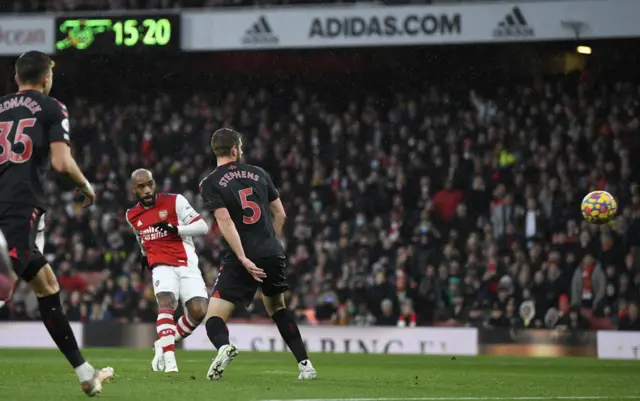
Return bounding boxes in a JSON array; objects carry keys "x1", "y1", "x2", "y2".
[{"x1": 151, "y1": 265, "x2": 208, "y2": 304}]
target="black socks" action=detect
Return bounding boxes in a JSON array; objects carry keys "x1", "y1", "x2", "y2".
[
  {"x1": 272, "y1": 308, "x2": 309, "y2": 363},
  {"x1": 206, "y1": 316, "x2": 230, "y2": 349},
  {"x1": 38, "y1": 292, "x2": 85, "y2": 368}
]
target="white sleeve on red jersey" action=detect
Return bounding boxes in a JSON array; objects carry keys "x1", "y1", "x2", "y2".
[
  {"x1": 126, "y1": 210, "x2": 146, "y2": 256},
  {"x1": 176, "y1": 194, "x2": 202, "y2": 225},
  {"x1": 175, "y1": 194, "x2": 208, "y2": 237}
]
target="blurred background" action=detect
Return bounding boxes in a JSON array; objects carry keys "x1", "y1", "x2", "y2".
[{"x1": 0, "y1": 0, "x2": 638, "y2": 346}]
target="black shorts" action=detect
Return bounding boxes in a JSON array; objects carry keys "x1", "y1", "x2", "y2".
[
  {"x1": 213, "y1": 255, "x2": 289, "y2": 307},
  {"x1": 0, "y1": 203, "x2": 47, "y2": 282}
]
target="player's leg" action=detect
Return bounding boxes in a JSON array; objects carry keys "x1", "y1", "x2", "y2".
[
  {"x1": 26, "y1": 263, "x2": 114, "y2": 394},
  {"x1": 6, "y1": 207, "x2": 113, "y2": 396},
  {"x1": 0, "y1": 228, "x2": 16, "y2": 309},
  {"x1": 151, "y1": 266, "x2": 180, "y2": 373},
  {"x1": 204, "y1": 297, "x2": 238, "y2": 380},
  {"x1": 262, "y1": 292, "x2": 316, "y2": 380},
  {"x1": 261, "y1": 256, "x2": 316, "y2": 380},
  {"x1": 204, "y1": 263, "x2": 254, "y2": 380},
  {"x1": 174, "y1": 266, "x2": 208, "y2": 343}
]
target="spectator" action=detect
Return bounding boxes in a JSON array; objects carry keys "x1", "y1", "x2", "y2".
[
  {"x1": 375, "y1": 299, "x2": 397, "y2": 326},
  {"x1": 571, "y1": 253, "x2": 606, "y2": 310},
  {"x1": 397, "y1": 301, "x2": 417, "y2": 327},
  {"x1": 555, "y1": 305, "x2": 590, "y2": 331},
  {"x1": 492, "y1": 193, "x2": 520, "y2": 242},
  {"x1": 618, "y1": 303, "x2": 640, "y2": 331},
  {"x1": 57, "y1": 261, "x2": 88, "y2": 294},
  {"x1": 432, "y1": 179, "x2": 464, "y2": 223}
]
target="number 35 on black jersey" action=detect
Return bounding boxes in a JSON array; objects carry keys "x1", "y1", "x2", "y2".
[{"x1": 0, "y1": 90, "x2": 70, "y2": 211}]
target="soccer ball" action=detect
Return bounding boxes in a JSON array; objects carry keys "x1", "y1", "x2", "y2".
[{"x1": 581, "y1": 191, "x2": 617, "y2": 224}]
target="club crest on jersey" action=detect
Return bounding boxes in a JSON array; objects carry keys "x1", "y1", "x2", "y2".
[{"x1": 159, "y1": 210, "x2": 168, "y2": 220}]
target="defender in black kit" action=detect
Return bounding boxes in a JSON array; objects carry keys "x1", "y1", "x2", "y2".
[
  {"x1": 0, "y1": 51, "x2": 114, "y2": 397},
  {"x1": 199, "y1": 128, "x2": 317, "y2": 381}
]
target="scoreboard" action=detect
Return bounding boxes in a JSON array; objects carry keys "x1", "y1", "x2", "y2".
[{"x1": 55, "y1": 15, "x2": 180, "y2": 53}]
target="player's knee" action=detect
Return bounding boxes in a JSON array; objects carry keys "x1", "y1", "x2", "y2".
[
  {"x1": 29, "y1": 265, "x2": 60, "y2": 297},
  {"x1": 205, "y1": 297, "x2": 234, "y2": 322},
  {"x1": 156, "y1": 292, "x2": 176, "y2": 309},
  {"x1": 187, "y1": 298, "x2": 208, "y2": 323},
  {"x1": 262, "y1": 293, "x2": 286, "y2": 316}
]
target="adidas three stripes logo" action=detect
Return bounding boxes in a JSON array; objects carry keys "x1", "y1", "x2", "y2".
[{"x1": 493, "y1": 6, "x2": 535, "y2": 38}]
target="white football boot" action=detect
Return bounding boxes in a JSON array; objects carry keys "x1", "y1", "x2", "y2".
[
  {"x1": 81, "y1": 367, "x2": 114, "y2": 397},
  {"x1": 298, "y1": 360, "x2": 317, "y2": 380},
  {"x1": 164, "y1": 351, "x2": 179, "y2": 373},
  {"x1": 151, "y1": 340, "x2": 165, "y2": 372},
  {"x1": 207, "y1": 344, "x2": 239, "y2": 380}
]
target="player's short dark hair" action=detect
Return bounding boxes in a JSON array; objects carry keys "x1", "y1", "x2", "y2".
[
  {"x1": 15, "y1": 51, "x2": 53, "y2": 85},
  {"x1": 211, "y1": 128, "x2": 241, "y2": 157}
]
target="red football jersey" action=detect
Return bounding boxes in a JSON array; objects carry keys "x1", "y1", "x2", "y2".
[{"x1": 126, "y1": 193, "x2": 201, "y2": 268}]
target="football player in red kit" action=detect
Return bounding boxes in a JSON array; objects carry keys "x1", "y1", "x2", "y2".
[{"x1": 126, "y1": 169, "x2": 209, "y2": 373}]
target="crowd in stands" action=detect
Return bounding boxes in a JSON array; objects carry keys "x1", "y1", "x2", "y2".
[{"x1": 1, "y1": 66, "x2": 639, "y2": 332}]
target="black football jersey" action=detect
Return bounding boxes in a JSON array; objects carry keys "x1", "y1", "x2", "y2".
[
  {"x1": 199, "y1": 162, "x2": 284, "y2": 261},
  {"x1": 0, "y1": 90, "x2": 70, "y2": 210}
]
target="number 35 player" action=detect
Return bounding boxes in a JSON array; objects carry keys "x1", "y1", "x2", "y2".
[
  {"x1": 0, "y1": 51, "x2": 113, "y2": 396},
  {"x1": 199, "y1": 128, "x2": 317, "y2": 381}
]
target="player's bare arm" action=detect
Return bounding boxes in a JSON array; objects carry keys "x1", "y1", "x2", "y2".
[
  {"x1": 269, "y1": 198, "x2": 286, "y2": 239},
  {"x1": 214, "y1": 207, "x2": 266, "y2": 282},
  {"x1": 50, "y1": 142, "x2": 95, "y2": 207}
]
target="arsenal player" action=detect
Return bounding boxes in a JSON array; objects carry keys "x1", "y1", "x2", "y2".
[{"x1": 126, "y1": 169, "x2": 209, "y2": 373}]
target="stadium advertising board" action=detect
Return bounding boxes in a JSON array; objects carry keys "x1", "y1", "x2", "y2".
[
  {"x1": 479, "y1": 328, "x2": 597, "y2": 357},
  {"x1": 597, "y1": 331, "x2": 640, "y2": 360},
  {"x1": 0, "y1": 322, "x2": 83, "y2": 348},
  {"x1": 0, "y1": 17, "x2": 54, "y2": 55},
  {"x1": 184, "y1": 324, "x2": 478, "y2": 355},
  {"x1": 182, "y1": 0, "x2": 640, "y2": 51}
]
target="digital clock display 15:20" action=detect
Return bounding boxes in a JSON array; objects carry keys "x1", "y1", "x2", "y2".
[{"x1": 55, "y1": 16, "x2": 180, "y2": 52}]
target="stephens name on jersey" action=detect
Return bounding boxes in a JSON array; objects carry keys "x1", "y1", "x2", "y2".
[
  {"x1": 126, "y1": 193, "x2": 202, "y2": 268},
  {"x1": 0, "y1": 90, "x2": 70, "y2": 210},
  {"x1": 199, "y1": 161, "x2": 283, "y2": 261}
]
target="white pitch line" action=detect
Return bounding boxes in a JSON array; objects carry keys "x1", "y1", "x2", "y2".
[{"x1": 261, "y1": 397, "x2": 640, "y2": 401}]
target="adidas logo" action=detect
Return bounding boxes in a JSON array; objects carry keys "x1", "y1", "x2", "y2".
[
  {"x1": 242, "y1": 16, "x2": 279, "y2": 45},
  {"x1": 493, "y1": 6, "x2": 534, "y2": 38}
]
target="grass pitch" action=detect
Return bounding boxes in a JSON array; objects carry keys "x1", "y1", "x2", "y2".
[{"x1": 0, "y1": 349, "x2": 638, "y2": 401}]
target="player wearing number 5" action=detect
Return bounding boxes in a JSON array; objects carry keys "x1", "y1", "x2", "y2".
[
  {"x1": 199, "y1": 128, "x2": 316, "y2": 381},
  {"x1": 0, "y1": 51, "x2": 113, "y2": 396}
]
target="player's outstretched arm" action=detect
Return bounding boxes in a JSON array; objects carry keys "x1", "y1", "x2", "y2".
[
  {"x1": 269, "y1": 198, "x2": 286, "y2": 238},
  {"x1": 50, "y1": 142, "x2": 95, "y2": 207}
]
